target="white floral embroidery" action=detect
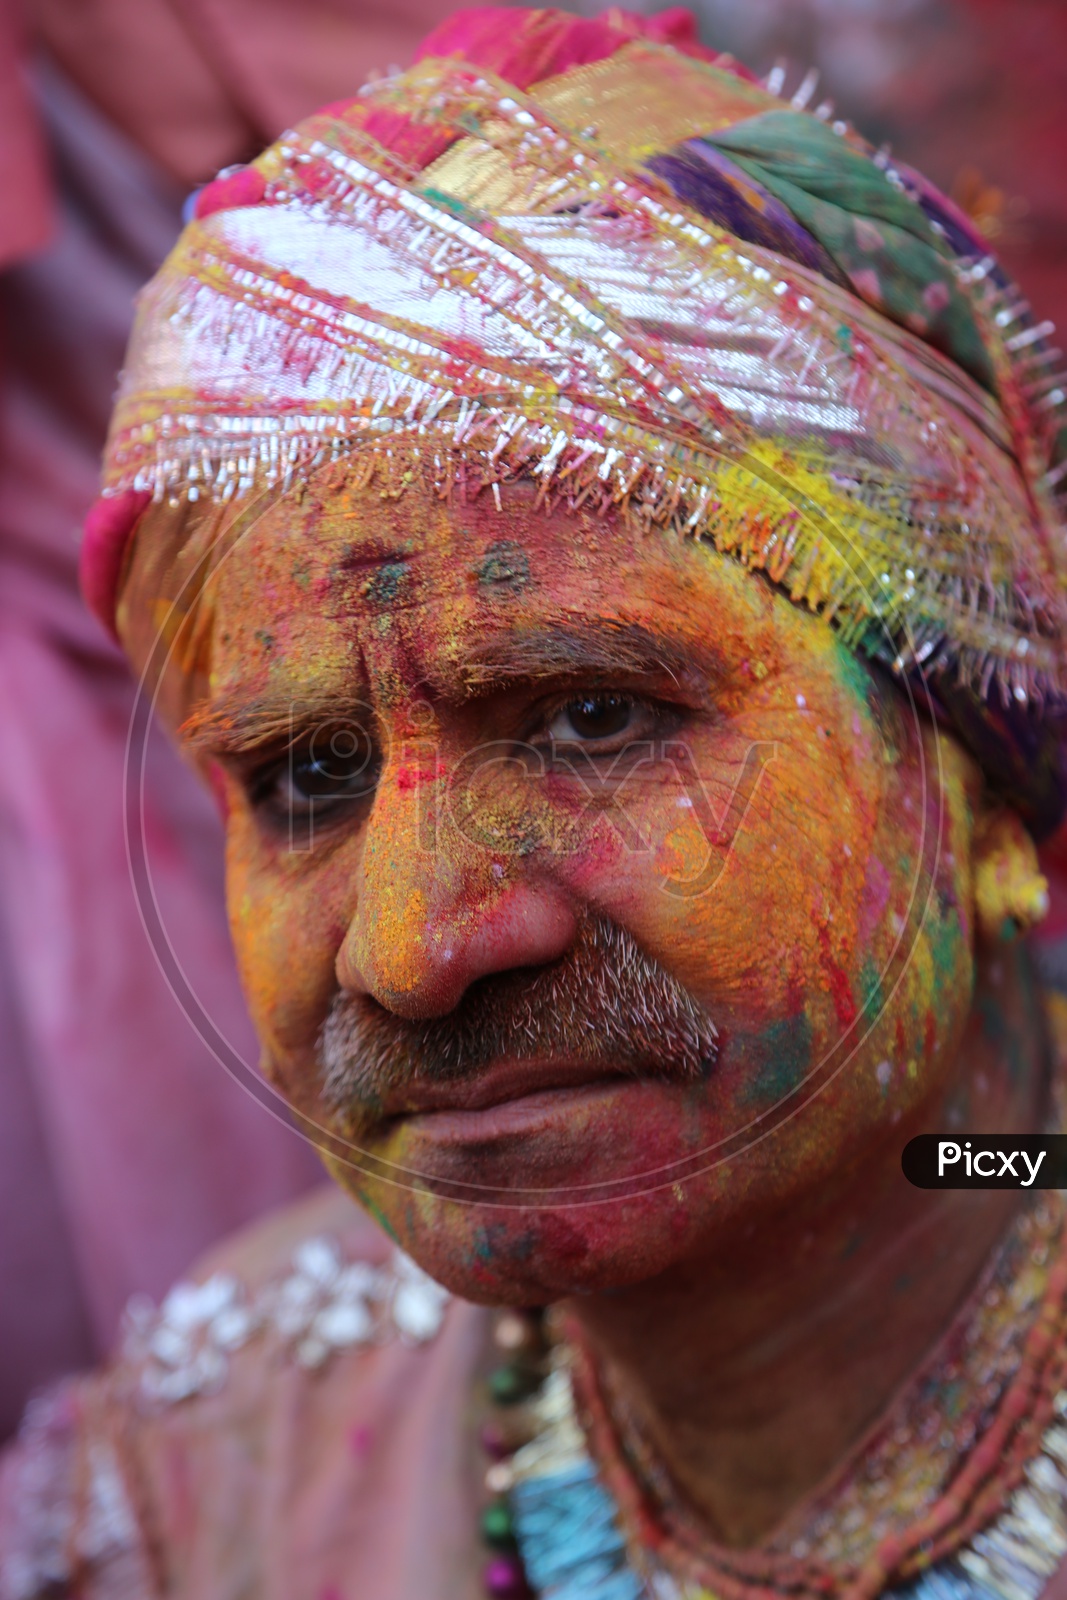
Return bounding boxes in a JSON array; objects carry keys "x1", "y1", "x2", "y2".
[
  {"x1": 0, "y1": 1239, "x2": 450, "y2": 1597},
  {"x1": 0, "y1": 1393, "x2": 146, "y2": 1600},
  {"x1": 120, "y1": 1238, "x2": 449, "y2": 1406}
]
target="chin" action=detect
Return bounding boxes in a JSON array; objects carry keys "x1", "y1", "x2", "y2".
[
  {"x1": 332, "y1": 1166, "x2": 702, "y2": 1304},
  {"x1": 314, "y1": 1091, "x2": 704, "y2": 1302}
]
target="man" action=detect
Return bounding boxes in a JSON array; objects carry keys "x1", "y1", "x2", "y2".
[{"x1": 5, "y1": 6, "x2": 1067, "y2": 1597}]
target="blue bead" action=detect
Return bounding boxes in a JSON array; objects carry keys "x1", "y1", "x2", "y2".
[{"x1": 511, "y1": 1465, "x2": 643, "y2": 1600}]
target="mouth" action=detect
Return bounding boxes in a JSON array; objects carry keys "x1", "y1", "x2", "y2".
[
  {"x1": 379, "y1": 1070, "x2": 646, "y2": 1151},
  {"x1": 331, "y1": 1056, "x2": 705, "y2": 1190},
  {"x1": 378, "y1": 1056, "x2": 642, "y2": 1120}
]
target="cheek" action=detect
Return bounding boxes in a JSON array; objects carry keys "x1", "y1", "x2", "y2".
[
  {"x1": 538, "y1": 679, "x2": 967, "y2": 1144},
  {"x1": 225, "y1": 812, "x2": 353, "y2": 1060},
  {"x1": 558, "y1": 710, "x2": 883, "y2": 1040}
]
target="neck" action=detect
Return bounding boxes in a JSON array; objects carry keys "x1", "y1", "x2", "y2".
[{"x1": 564, "y1": 943, "x2": 1051, "y2": 1549}]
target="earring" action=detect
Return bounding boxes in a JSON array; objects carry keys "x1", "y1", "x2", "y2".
[{"x1": 974, "y1": 809, "x2": 1049, "y2": 940}]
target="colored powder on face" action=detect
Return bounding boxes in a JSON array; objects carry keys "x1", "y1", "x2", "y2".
[
  {"x1": 363, "y1": 561, "x2": 411, "y2": 606},
  {"x1": 817, "y1": 922, "x2": 859, "y2": 1029},
  {"x1": 739, "y1": 1012, "x2": 815, "y2": 1107},
  {"x1": 474, "y1": 540, "x2": 532, "y2": 596},
  {"x1": 860, "y1": 958, "x2": 885, "y2": 1020}
]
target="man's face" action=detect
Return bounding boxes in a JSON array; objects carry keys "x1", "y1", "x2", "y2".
[{"x1": 173, "y1": 474, "x2": 979, "y2": 1302}]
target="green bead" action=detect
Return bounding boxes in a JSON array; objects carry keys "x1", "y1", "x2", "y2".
[
  {"x1": 481, "y1": 1501, "x2": 516, "y2": 1549},
  {"x1": 488, "y1": 1364, "x2": 535, "y2": 1405}
]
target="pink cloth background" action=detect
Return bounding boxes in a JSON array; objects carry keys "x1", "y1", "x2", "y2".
[{"x1": 0, "y1": 59, "x2": 323, "y2": 1441}]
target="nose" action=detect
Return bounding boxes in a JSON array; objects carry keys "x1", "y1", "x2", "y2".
[{"x1": 335, "y1": 755, "x2": 578, "y2": 1019}]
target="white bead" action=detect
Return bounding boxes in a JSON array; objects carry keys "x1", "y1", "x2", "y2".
[
  {"x1": 335, "y1": 1262, "x2": 380, "y2": 1299},
  {"x1": 212, "y1": 1306, "x2": 255, "y2": 1350},
  {"x1": 315, "y1": 1300, "x2": 373, "y2": 1346},
  {"x1": 192, "y1": 1274, "x2": 239, "y2": 1320},
  {"x1": 393, "y1": 1282, "x2": 447, "y2": 1342},
  {"x1": 272, "y1": 1300, "x2": 314, "y2": 1340},
  {"x1": 278, "y1": 1271, "x2": 318, "y2": 1305},
  {"x1": 149, "y1": 1324, "x2": 190, "y2": 1367},
  {"x1": 192, "y1": 1348, "x2": 228, "y2": 1394},
  {"x1": 156, "y1": 1366, "x2": 204, "y2": 1403},
  {"x1": 494, "y1": 1313, "x2": 530, "y2": 1352},
  {"x1": 158, "y1": 1282, "x2": 208, "y2": 1333},
  {"x1": 160, "y1": 1274, "x2": 236, "y2": 1331},
  {"x1": 294, "y1": 1236, "x2": 341, "y2": 1284},
  {"x1": 122, "y1": 1293, "x2": 157, "y2": 1336},
  {"x1": 296, "y1": 1335, "x2": 329, "y2": 1369},
  {"x1": 485, "y1": 1461, "x2": 514, "y2": 1494}
]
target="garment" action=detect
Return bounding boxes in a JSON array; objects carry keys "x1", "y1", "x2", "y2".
[{"x1": 0, "y1": 1187, "x2": 491, "y2": 1600}]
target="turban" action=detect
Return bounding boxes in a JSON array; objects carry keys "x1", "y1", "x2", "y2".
[{"x1": 85, "y1": 6, "x2": 1067, "y2": 834}]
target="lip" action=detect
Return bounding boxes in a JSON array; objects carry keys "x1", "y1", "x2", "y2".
[
  {"x1": 380, "y1": 1057, "x2": 638, "y2": 1119},
  {"x1": 394, "y1": 1077, "x2": 635, "y2": 1145}
]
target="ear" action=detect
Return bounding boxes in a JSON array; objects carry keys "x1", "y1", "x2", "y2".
[{"x1": 973, "y1": 804, "x2": 1049, "y2": 942}]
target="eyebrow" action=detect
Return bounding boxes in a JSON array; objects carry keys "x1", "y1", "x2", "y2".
[
  {"x1": 441, "y1": 620, "x2": 705, "y2": 697},
  {"x1": 180, "y1": 692, "x2": 366, "y2": 758}
]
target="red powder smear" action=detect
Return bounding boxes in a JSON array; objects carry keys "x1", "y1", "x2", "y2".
[
  {"x1": 297, "y1": 157, "x2": 337, "y2": 200},
  {"x1": 79, "y1": 489, "x2": 152, "y2": 639},
  {"x1": 817, "y1": 923, "x2": 857, "y2": 1030},
  {"x1": 534, "y1": 1211, "x2": 593, "y2": 1265},
  {"x1": 396, "y1": 758, "x2": 448, "y2": 791},
  {"x1": 857, "y1": 855, "x2": 891, "y2": 947},
  {"x1": 193, "y1": 165, "x2": 267, "y2": 220}
]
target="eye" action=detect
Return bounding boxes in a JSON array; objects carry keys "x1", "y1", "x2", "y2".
[
  {"x1": 545, "y1": 693, "x2": 649, "y2": 746},
  {"x1": 248, "y1": 721, "x2": 379, "y2": 826}
]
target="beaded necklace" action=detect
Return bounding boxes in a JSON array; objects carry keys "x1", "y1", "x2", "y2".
[{"x1": 476, "y1": 1186, "x2": 1067, "y2": 1600}]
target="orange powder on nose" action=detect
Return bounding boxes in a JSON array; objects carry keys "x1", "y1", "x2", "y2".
[{"x1": 366, "y1": 878, "x2": 432, "y2": 997}]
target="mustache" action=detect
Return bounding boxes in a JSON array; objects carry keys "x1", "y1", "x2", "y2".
[{"x1": 318, "y1": 916, "x2": 718, "y2": 1119}]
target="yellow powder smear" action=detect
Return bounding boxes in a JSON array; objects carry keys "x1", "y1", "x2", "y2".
[
  {"x1": 366, "y1": 882, "x2": 431, "y2": 997},
  {"x1": 421, "y1": 41, "x2": 773, "y2": 213}
]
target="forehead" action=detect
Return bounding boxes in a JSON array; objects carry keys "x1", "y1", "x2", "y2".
[{"x1": 203, "y1": 475, "x2": 805, "y2": 706}]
